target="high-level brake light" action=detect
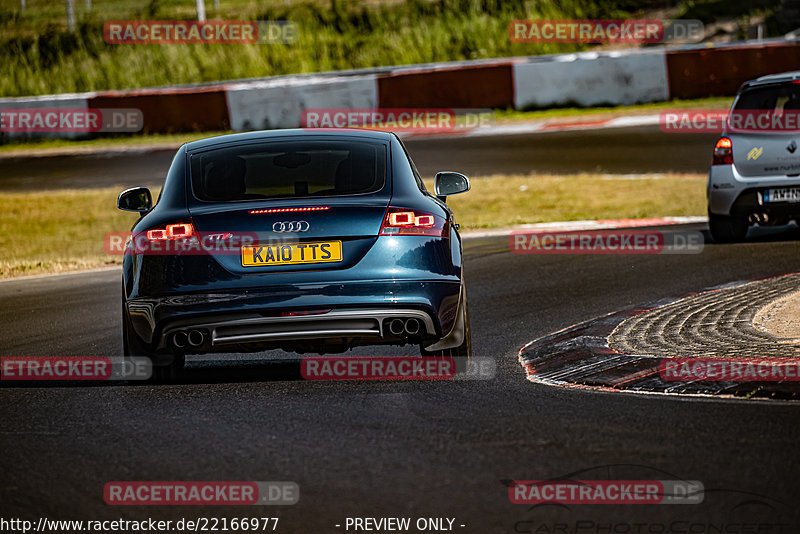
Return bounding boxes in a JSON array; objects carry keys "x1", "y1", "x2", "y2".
[{"x1": 249, "y1": 207, "x2": 331, "y2": 214}]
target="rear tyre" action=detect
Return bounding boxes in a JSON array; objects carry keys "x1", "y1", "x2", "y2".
[
  {"x1": 122, "y1": 287, "x2": 183, "y2": 383},
  {"x1": 708, "y1": 212, "x2": 748, "y2": 243},
  {"x1": 422, "y1": 314, "x2": 471, "y2": 357},
  {"x1": 421, "y1": 284, "x2": 472, "y2": 372},
  {"x1": 149, "y1": 353, "x2": 185, "y2": 383}
]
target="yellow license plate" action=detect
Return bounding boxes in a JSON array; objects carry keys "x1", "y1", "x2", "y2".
[{"x1": 241, "y1": 241, "x2": 342, "y2": 267}]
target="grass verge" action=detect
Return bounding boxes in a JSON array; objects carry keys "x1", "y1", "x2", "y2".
[
  {"x1": 438, "y1": 172, "x2": 706, "y2": 228},
  {"x1": 0, "y1": 185, "x2": 157, "y2": 279},
  {"x1": 0, "y1": 131, "x2": 231, "y2": 154},
  {"x1": 0, "y1": 0, "x2": 791, "y2": 97},
  {"x1": 0, "y1": 0, "x2": 599, "y2": 96},
  {"x1": 0, "y1": 172, "x2": 706, "y2": 279},
  {"x1": 495, "y1": 97, "x2": 734, "y2": 122}
]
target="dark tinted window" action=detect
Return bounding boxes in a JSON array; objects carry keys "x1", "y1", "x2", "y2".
[
  {"x1": 735, "y1": 83, "x2": 800, "y2": 112},
  {"x1": 191, "y1": 140, "x2": 386, "y2": 201}
]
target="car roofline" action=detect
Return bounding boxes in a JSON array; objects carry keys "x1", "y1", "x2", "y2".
[
  {"x1": 183, "y1": 128, "x2": 396, "y2": 152},
  {"x1": 737, "y1": 71, "x2": 800, "y2": 93}
]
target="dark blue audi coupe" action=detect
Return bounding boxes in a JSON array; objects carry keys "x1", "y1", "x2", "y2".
[{"x1": 118, "y1": 129, "x2": 471, "y2": 380}]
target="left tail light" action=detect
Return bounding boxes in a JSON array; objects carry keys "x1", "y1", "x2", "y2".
[
  {"x1": 145, "y1": 222, "x2": 196, "y2": 241},
  {"x1": 712, "y1": 137, "x2": 733, "y2": 166},
  {"x1": 380, "y1": 207, "x2": 447, "y2": 237}
]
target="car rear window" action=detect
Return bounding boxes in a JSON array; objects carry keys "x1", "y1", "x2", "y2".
[
  {"x1": 734, "y1": 83, "x2": 800, "y2": 113},
  {"x1": 190, "y1": 140, "x2": 386, "y2": 201},
  {"x1": 728, "y1": 82, "x2": 800, "y2": 132}
]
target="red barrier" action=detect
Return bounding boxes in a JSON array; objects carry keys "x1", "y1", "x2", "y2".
[
  {"x1": 88, "y1": 86, "x2": 229, "y2": 133},
  {"x1": 666, "y1": 42, "x2": 800, "y2": 99},
  {"x1": 378, "y1": 63, "x2": 514, "y2": 108}
]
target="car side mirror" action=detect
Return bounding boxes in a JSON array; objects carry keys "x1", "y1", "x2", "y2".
[
  {"x1": 117, "y1": 187, "x2": 152, "y2": 213},
  {"x1": 434, "y1": 171, "x2": 470, "y2": 201}
]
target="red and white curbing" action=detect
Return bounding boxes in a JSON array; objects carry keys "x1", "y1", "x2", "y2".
[{"x1": 398, "y1": 113, "x2": 661, "y2": 139}]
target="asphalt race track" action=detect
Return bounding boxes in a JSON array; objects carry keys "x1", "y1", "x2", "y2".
[
  {"x1": 2, "y1": 127, "x2": 800, "y2": 531},
  {"x1": 0, "y1": 125, "x2": 718, "y2": 192}
]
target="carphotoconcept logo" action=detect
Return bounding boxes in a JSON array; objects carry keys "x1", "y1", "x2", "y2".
[
  {"x1": 301, "y1": 108, "x2": 494, "y2": 134},
  {"x1": 1, "y1": 356, "x2": 150, "y2": 381},
  {"x1": 509, "y1": 19, "x2": 703, "y2": 43},
  {"x1": 0, "y1": 108, "x2": 142, "y2": 133},
  {"x1": 660, "y1": 358, "x2": 800, "y2": 381},
  {"x1": 103, "y1": 21, "x2": 297, "y2": 44},
  {"x1": 103, "y1": 481, "x2": 298, "y2": 505},
  {"x1": 509, "y1": 229, "x2": 704, "y2": 255}
]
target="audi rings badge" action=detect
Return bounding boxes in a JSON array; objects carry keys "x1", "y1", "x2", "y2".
[{"x1": 273, "y1": 221, "x2": 310, "y2": 233}]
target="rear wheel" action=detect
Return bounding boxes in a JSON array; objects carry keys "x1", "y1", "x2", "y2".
[
  {"x1": 708, "y1": 212, "x2": 748, "y2": 243},
  {"x1": 122, "y1": 286, "x2": 183, "y2": 383},
  {"x1": 421, "y1": 283, "x2": 472, "y2": 377},
  {"x1": 421, "y1": 314, "x2": 471, "y2": 357},
  {"x1": 148, "y1": 353, "x2": 185, "y2": 383}
]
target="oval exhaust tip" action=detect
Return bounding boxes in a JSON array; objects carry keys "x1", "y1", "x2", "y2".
[
  {"x1": 173, "y1": 331, "x2": 188, "y2": 348},
  {"x1": 404, "y1": 318, "x2": 421, "y2": 336},
  {"x1": 388, "y1": 318, "x2": 405, "y2": 337},
  {"x1": 187, "y1": 330, "x2": 205, "y2": 347}
]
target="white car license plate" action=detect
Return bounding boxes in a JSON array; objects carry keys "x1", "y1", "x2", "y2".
[{"x1": 763, "y1": 188, "x2": 800, "y2": 203}]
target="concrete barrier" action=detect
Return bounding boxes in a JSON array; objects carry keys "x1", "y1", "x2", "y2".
[
  {"x1": 89, "y1": 87, "x2": 229, "y2": 133},
  {"x1": 378, "y1": 63, "x2": 514, "y2": 109},
  {"x1": 225, "y1": 75, "x2": 378, "y2": 131},
  {"x1": 0, "y1": 93, "x2": 90, "y2": 139},
  {"x1": 666, "y1": 42, "x2": 800, "y2": 99},
  {"x1": 3, "y1": 39, "x2": 800, "y2": 138},
  {"x1": 513, "y1": 50, "x2": 669, "y2": 109}
]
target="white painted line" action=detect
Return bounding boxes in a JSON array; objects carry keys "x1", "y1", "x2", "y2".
[
  {"x1": 461, "y1": 216, "x2": 708, "y2": 239},
  {"x1": 400, "y1": 113, "x2": 662, "y2": 140},
  {"x1": 0, "y1": 266, "x2": 119, "y2": 284},
  {"x1": 605, "y1": 115, "x2": 662, "y2": 127}
]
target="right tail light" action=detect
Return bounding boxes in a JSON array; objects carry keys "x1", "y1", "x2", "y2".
[{"x1": 379, "y1": 207, "x2": 447, "y2": 237}]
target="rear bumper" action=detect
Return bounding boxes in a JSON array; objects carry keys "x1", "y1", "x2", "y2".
[
  {"x1": 126, "y1": 279, "x2": 461, "y2": 352},
  {"x1": 707, "y1": 165, "x2": 800, "y2": 217},
  {"x1": 160, "y1": 308, "x2": 436, "y2": 353}
]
